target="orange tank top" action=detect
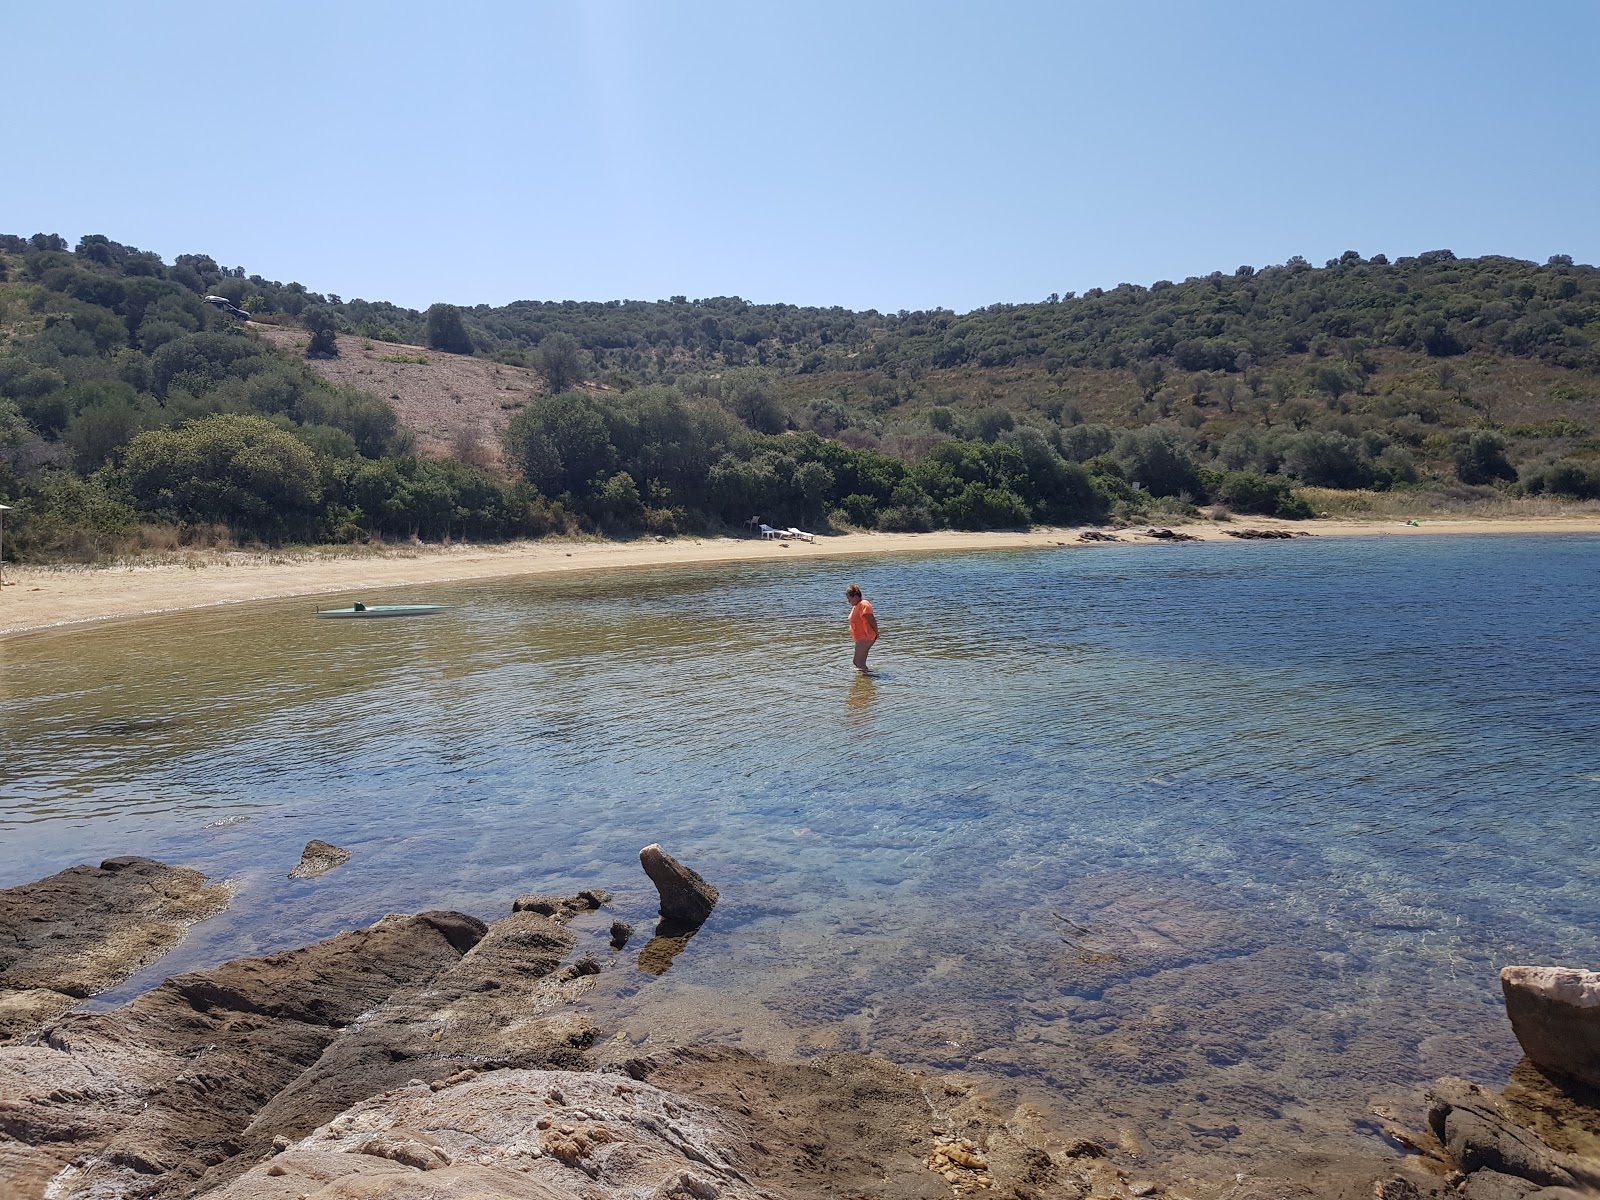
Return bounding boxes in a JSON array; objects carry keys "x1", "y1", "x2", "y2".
[{"x1": 849, "y1": 600, "x2": 876, "y2": 640}]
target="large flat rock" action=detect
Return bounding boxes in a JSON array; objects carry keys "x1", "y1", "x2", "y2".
[
  {"x1": 0, "y1": 910, "x2": 487, "y2": 1200},
  {"x1": 0, "y1": 855, "x2": 228, "y2": 1043}
]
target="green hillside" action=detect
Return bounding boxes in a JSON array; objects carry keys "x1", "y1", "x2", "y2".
[{"x1": 2, "y1": 232, "x2": 1598, "y2": 560}]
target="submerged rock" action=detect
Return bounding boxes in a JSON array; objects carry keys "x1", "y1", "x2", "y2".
[
  {"x1": 1502, "y1": 967, "x2": 1600, "y2": 1091},
  {"x1": 637, "y1": 931, "x2": 695, "y2": 976},
  {"x1": 0, "y1": 856, "x2": 228, "y2": 1044},
  {"x1": 639, "y1": 843, "x2": 718, "y2": 930},
  {"x1": 288, "y1": 838, "x2": 351, "y2": 879}
]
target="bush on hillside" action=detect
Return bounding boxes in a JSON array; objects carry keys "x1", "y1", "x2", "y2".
[
  {"x1": 1521, "y1": 458, "x2": 1600, "y2": 499},
  {"x1": 425, "y1": 303, "x2": 473, "y2": 355},
  {"x1": 119, "y1": 414, "x2": 323, "y2": 539}
]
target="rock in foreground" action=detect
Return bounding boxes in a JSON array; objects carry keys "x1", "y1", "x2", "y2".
[
  {"x1": 0, "y1": 856, "x2": 228, "y2": 1043},
  {"x1": 205, "y1": 1046, "x2": 1100, "y2": 1200},
  {"x1": 638, "y1": 843, "x2": 718, "y2": 930},
  {"x1": 1503, "y1": 966, "x2": 1600, "y2": 1090},
  {"x1": 0, "y1": 909, "x2": 487, "y2": 1200}
]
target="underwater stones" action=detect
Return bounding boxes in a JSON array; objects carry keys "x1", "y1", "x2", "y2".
[
  {"x1": 639, "y1": 843, "x2": 719, "y2": 930},
  {"x1": 610, "y1": 920, "x2": 634, "y2": 949},
  {"x1": 638, "y1": 932, "x2": 695, "y2": 976},
  {"x1": 1501, "y1": 967, "x2": 1600, "y2": 1090},
  {"x1": 513, "y1": 890, "x2": 612, "y2": 919},
  {"x1": 288, "y1": 839, "x2": 351, "y2": 879}
]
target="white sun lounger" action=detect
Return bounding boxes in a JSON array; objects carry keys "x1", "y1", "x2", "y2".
[
  {"x1": 759, "y1": 524, "x2": 784, "y2": 539},
  {"x1": 786, "y1": 527, "x2": 816, "y2": 543}
]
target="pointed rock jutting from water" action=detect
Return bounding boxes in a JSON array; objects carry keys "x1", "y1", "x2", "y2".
[{"x1": 638, "y1": 844, "x2": 718, "y2": 929}]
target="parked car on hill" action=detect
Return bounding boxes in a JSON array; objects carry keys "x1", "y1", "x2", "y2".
[{"x1": 204, "y1": 295, "x2": 250, "y2": 320}]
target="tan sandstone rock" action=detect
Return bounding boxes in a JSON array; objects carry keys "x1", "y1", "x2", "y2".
[{"x1": 1502, "y1": 967, "x2": 1600, "y2": 1091}]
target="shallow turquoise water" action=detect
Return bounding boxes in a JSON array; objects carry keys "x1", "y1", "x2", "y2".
[{"x1": 3, "y1": 535, "x2": 1598, "y2": 1168}]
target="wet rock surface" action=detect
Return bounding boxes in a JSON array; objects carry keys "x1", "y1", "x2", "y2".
[
  {"x1": 287, "y1": 839, "x2": 351, "y2": 879},
  {"x1": 0, "y1": 855, "x2": 228, "y2": 1044},
  {"x1": 638, "y1": 843, "x2": 718, "y2": 930}
]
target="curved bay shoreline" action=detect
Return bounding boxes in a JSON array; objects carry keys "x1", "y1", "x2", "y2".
[{"x1": 5, "y1": 515, "x2": 1600, "y2": 639}]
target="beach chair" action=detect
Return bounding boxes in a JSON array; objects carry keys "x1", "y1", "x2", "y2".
[
  {"x1": 786, "y1": 527, "x2": 816, "y2": 543},
  {"x1": 759, "y1": 524, "x2": 784, "y2": 540}
]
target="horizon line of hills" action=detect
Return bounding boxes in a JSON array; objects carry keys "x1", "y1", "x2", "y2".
[
  {"x1": 2, "y1": 229, "x2": 1598, "y2": 561},
  {"x1": 7, "y1": 232, "x2": 1597, "y2": 378}
]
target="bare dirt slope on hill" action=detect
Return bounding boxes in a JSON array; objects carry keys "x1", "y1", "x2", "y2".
[{"x1": 252, "y1": 326, "x2": 544, "y2": 465}]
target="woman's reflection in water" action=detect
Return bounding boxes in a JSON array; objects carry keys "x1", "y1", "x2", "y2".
[{"x1": 846, "y1": 672, "x2": 877, "y2": 726}]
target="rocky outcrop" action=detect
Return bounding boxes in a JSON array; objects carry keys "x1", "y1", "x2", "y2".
[
  {"x1": 220, "y1": 904, "x2": 600, "y2": 1184},
  {"x1": 0, "y1": 909, "x2": 485, "y2": 1200},
  {"x1": 202, "y1": 1046, "x2": 1105, "y2": 1200},
  {"x1": 0, "y1": 855, "x2": 228, "y2": 1043},
  {"x1": 195, "y1": 1067, "x2": 772, "y2": 1200},
  {"x1": 287, "y1": 839, "x2": 351, "y2": 879},
  {"x1": 1428, "y1": 1077, "x2": 1600, "y2": 1199},
  {"x1": 0, "y1": 873, "x2": 630, "y2": 1200},
  {"x1": 1503, "y1": 967, "x2": 1600, "y2": 1091},
  {"x1": 638, "y1": 844, "x2": 717, "y2": 930}
]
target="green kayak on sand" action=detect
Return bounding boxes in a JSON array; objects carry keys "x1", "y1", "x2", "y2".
[{"x1": 315, "y1": 603, "x2": 448, "y2": 619}]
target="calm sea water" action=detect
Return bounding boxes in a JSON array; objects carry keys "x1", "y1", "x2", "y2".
[{"x1": 3, "y1": 535, "x2": 1598, "y2": 1171}]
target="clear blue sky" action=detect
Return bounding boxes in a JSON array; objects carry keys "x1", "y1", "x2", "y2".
[{"x1": 9, "y1": 1, "x2": 1597, "y2": 313}]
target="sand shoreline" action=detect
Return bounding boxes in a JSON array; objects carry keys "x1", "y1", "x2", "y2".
[{"x1": 3, "y1": 514, "x2": 1599, "y2": 638}]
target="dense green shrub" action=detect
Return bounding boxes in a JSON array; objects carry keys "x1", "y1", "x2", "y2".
[
  {"x1": 119, "y1": 414, "x2": 322, "y2": 538},
  {"x1": 1453, "y1": 431, "x2": 1518, "y2": 486},
  {"x1": 2, "y1": 470, "x2": 140, "y2": 559},
  {"x1": 425, "y1": 303, "x2": 473, "y2": 355},
  {"x1": 1521, "y1": 458, "x2": 1600, "y2": 499}
]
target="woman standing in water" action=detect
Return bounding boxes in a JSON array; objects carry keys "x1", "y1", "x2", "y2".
[{"x1": 845, "y1": 584, "x2": 879, "y2": 673}]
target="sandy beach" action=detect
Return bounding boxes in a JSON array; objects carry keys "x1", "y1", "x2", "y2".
[{"x1": 3, "y1": 514, "x2": 1599, "y2": 638}]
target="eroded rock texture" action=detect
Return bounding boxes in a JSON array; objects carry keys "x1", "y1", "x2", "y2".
[
  {"x1": 287, "y1": 839, "x2": 352, "y2": 880},
  {"x1": 0, "y1": 910, "x2": 485, "y2": 1200},
  {"x1": 0, "y1": 855, "x2": 228, "y2": 1043},
  {"x1": 202, "y1": 1047, "x2": 1100, "y2": 1200}
]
